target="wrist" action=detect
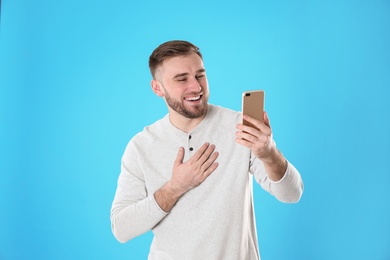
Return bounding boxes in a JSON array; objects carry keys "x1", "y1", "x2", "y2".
[
  {"x1": 260, "y1": 148, "x2": 288, "y2": 181},
  {"x1": 259, "y1": 147, "x2": 280, "y2": 163},
  {"x1": 165, "y1": 181, "x2": 186, "y2": 198},
  {"x1": 154, "y1": 181, "x2": 185, "y2": 213}
]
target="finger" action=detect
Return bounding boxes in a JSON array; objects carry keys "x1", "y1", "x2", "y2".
[
  {"x1": 235, "y1": 137, "x2": 253, "y2": 149},
  {"x1": 236, "y1": 123, "x2": 262, "y2": 137},
  {"x1": 190, "y1": 143, "x2": 210, "y2": 162},
  {"x1": 174, "y1": 147, "x2": 185, "y2": 167},
  {"x1": 236, "y1": 130, "x2": 258, "y2": 144},
  {"x1": 263, "y1": 111, "x2": 271, "y2": 129},
  {"x1": 242, "y1": 114, "x2": 262, "y2": 130},
  {"x1": 242, "y1": 115, "x2": 271, "y2": 136},
  {"x1": 199, "y1": 144, "x2": 215, "y2": 159},
  {"x1": 200, "y1": 151, "x2": 219, "y2": 172},
  {"x1": 202, "y1": 162, "x2": 219, "y2": 178},
  {"x1": 197, "y1": 144, "x2": 216, "y2": 165}
]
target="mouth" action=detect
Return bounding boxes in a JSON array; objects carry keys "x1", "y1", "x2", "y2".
[{"x1": 184, "y1": 93, "x2": 203, "y2": 102}]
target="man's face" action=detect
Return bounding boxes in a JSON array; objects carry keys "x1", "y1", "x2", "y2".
[{"x1": 154, "y1": 53, "x2": 209, "y2": 119}]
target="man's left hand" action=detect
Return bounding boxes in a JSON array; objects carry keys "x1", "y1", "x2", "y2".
[
  {"x1": 235, "y1": 112, "x2": 274, "y2": 159},
  {"x1": 236, "y1": 112, "x2": 287, "y2": 181}
]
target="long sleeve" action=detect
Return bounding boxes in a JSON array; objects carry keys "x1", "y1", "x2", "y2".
[
  {"x1": 110, "y1": 144, "x2": 168, "y2": 243},
  {"x1": 251, "y1": 156, "x2": 304, "y2": 203}
]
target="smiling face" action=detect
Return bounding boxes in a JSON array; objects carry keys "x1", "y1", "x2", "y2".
[{"x1": 151, "y1": 53, "x2": 209, "y2": 119}]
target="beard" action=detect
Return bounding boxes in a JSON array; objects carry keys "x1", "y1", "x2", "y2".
[{"x1": 164, "y1": 88, "x2": 209, "y2": 119}]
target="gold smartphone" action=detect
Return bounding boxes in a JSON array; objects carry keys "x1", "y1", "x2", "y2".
[{"x1": 242, "y1": 90, "x2": 265, "y2": 129}]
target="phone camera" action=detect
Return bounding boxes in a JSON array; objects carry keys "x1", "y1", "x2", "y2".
[{"x1": 245, "y1": 93, "x2": 251, "y2": 96}]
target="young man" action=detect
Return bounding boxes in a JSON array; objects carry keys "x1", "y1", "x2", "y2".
[{"x1": 111, "y1": 40, "x2": 303, "y2": 259}]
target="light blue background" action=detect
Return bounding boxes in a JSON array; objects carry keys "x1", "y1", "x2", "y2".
[{"x1": 1, "y1": 0, "x2": 389, "y2": 259}]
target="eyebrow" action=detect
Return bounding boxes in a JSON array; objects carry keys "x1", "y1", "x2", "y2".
[{"x1": 172, "y1": 69, "x2": 206, "y2": 79}]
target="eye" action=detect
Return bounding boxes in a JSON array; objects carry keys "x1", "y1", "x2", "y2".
[
  {"x1": 177, "y1": 78, "x2": 187, "y2": 82},
  {"x1": 196, "y1": 74, "x2": 205, "y2": 79}
]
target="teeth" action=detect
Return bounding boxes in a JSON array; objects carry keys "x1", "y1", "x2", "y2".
[{"x1": 185, "y1": 96, "x2": 201, "y2": 101}]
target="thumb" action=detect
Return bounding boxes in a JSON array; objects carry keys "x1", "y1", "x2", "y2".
[
  {"x1": 264, "y1": 111, "x2": 271, "y2": 128},
  {"x1": 174, "y1": 147, "x2": 185, "y2": 166}
]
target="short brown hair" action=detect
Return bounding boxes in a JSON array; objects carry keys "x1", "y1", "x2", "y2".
[{"x1": 149, "y1": 40, "x2": 203, "y2": 79}]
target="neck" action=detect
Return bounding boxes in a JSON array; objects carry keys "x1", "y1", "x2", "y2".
[{"x1": 168, "y1": 107, "x2": 208, "y2": 133}]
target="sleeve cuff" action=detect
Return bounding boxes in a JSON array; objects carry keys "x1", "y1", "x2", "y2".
[
  {"x1": 268, "y1": 160, "x2": 292, "y2": 184},
  {"x1": 151, "y1": 194, "x2": 170, "y2": 215}
]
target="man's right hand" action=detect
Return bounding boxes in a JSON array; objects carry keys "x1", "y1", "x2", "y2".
[{"x1": 154, "y1": 143, "x2": 219, "y2": 212}]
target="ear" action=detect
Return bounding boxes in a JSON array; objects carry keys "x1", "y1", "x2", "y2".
[{"x1": 151, "y1": 79, "x2": 164, "y2": 97}]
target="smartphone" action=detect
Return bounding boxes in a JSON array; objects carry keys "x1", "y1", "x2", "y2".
[{"x1": 242, "y1": 90, "x2": 265, "y2": 129}]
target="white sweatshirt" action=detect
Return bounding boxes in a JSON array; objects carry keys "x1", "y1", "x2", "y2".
[{"x1": 111, "y1": 104, "x2": 303, "y2": 260}]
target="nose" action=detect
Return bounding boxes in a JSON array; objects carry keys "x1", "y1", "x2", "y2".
[{"x1": 189, "y1": 77, "x2": 202, "y2": 92}]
